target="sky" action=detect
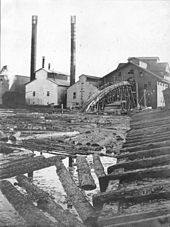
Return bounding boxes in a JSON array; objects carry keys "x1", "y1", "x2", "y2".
[{"x1": 1, "y1": 0, "x2": 170, "y2": 82}]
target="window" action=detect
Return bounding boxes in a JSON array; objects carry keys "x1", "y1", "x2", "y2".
[
  {"x1": 73, "y1": 92, "x2": 76, "y2": 99},
  {"x1": 144, "y1": 84, "x2": 147, "y2": 89},
  {"x1": 118, "y1": 72, "x2": 121, "y2": 77},
  {"x1": 33, "y1": 91, "x2": 35, "y2": 96},
  {"x1": 47, "y1": 91, "x2": 50, "y2": 96}
]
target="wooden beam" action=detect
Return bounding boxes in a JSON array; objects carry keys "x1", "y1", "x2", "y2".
[
  {"x1": 124, "y1": 136, "x2": 170, "y2": 148},
  {"x1": 0, "y1": 155, "x2": 64, "y2": 179},
  {"x1": 108, "y1": 155, "x2": 170, "y2": 173},
  {"x1": 0, "y1": 180, "x2": 57, "y2": 227},
  {"x1": 116, "y1": 146, "x2": 170, "y2": 162},
  {"x1": 55, "y1": 159, "x2": 97, "y2": 226},
  {"x1": 121, "y1": 140, "x2": 170, "y2": 153},
  {"x1": 93, "y1": 154, "x2": 106, "y2": 179},
  {"x1": 16, "y1": 175, "x2": 85, "y2": 227},
  {"x1": 97, "y1": 207, "x2": 170, "y2": 227},
  {"x1": 99, "y1": 165, "x2": 170, "y2": 192},
  {"x1": 93, "y1": 181, "x2": 170, "y2": 209}
]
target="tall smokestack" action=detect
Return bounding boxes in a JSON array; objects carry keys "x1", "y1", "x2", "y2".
[
  {"x1": 70, "y1": 16, "x2": 76, "y2": 86},
  {"x1": 30, "y1": 15, "x2": 38, "y2": 81},
  {"x1": 42, "y1": 56, "x2": 45, "y2": 68}
]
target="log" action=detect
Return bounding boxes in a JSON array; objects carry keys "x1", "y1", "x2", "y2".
[
  {"x1": 99, "y1": 165, "x2": 170, "y2": 192},
  {"x1": 55, "y1": 159, "x2": 97, "y2": 226},
  {"x1": 108, "y1": 154, "x2": 170, "y2": 173},
  {"x1": 121, "y1": 140, "x2": 170, "y2": 153},
  {"x1": 111, "y1": 214, "x2": 170, "y2": 227},
  {"x1": 99, "y1": 213, "x2": 170, "y2": 227},
  {"x1": 0, "y1": 180, "x2": 57, "y2": 227},
  {"x1": 93, "y1": 154, "x2": 106, "y2": 179},
  {"x1": 126, "y1": 131, "x2": 170, "y2": 144},
  {"x1": 0, "y1": 155, "x2": 64, "y2": 179},
  {"x1": 124, "y1": 135, "x2": 170, "y2": 148},
  {"x1": 97, "y1": 207, "x2": 170, "y2": 227},
  {"x1": 128, "y1": 125, "x2": 170, "y2": 137},
  {"x1": 130, "y1": 115, "x2": 170, "y2": 127},
  {"x1": 16, "y1": 175, "x2": 85, "y2": 227},
  {"x1": 127, "y1": 128, "x2": 170, "y2": 140},
  {"x1": 18, "y1": 131, "x2": 79, "y2": 141},
  {"x1": 116, "y1": 146, "x2": 170, "y2": 162},
  {"x1": 130, "y1": 118, "x2": 170, "y2": 130},
  {"x1": 93, "y1": 181, "x2": 170, "y2": 209},
  {"x1": 76, "y1": 155, "x2": 96, "y2": 190}
]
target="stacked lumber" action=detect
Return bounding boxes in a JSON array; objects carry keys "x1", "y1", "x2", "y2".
[{"x1": 93, "y1": 109, "x2": 170, "y2": 226}]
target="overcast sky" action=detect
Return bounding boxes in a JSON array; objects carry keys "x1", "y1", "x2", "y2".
[{"x1": 2, "y1": 0, "x2": 170, "y2": 81}]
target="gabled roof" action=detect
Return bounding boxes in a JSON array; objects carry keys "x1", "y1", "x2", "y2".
[
  {"x1": 35, "y1": 68, "x2": 69, "y2": 76},
  {"x1": 80, "y1": 74, "x2": 101, "y2": 80},
  {"x1": 128, "y1": 57, "x2": 160, "y2": 62},
  {"x1": 103, "y1": 61, "x2": 170, "y2": 84}
]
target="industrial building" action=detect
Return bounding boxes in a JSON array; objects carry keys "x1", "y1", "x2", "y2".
[
  {"x1": 0, "y1": 66, "x2": 9, "y2": 105},
  {"x1": 67, "y1": 74, "x2": 101, "y2": 108},
  {"x1": 101, "y1": 57, "x2": 170, "y2": 109},
  {"x1": 25, "y1": 68, "x2": 69, "y2": 106}
]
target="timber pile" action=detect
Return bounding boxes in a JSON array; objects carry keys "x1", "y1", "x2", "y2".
[{"x1": 93, "y1": 109, "x2": 170, "y2": 227}]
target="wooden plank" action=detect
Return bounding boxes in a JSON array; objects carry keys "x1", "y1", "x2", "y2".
[
  {"x1": 108, "y1": 155, "x2": 170, "y2": 173},
  {"x1": 93, "y1": 182, "x2": 170, "y2": 209},
  {"x1": 55, "y1": 159, "x2": 97, "y2": 227},
  {"x1": 0, "y1": 155, "x2": 64, "y2": 179},
  {"x1": 16, "y1": 175, "x2": 85, "y2": 227},
  {"x1": 97, "y1": 207, "x2": 170, "y2": 227},
  {"x1": 0, "y1": 180, "x2": 57, "y2": 227},
  {"x1": 126, "y1": 131, "x2": 170, "y2": 145},
  {"x1": 121, "y1": 140, "x2": 170, "y2": 153},
  {"x1": 124, "y1": 136, "x2": 170, "y2": 148},
  {"x1": 127, "y1": 125, "x2": 170, "y2": 137},
  {"x1": 99, "y1": 165, "x2": 170, "y2": 192},
  {"x1": 111, "y1": 214, "x2": 170, "y2": 227},
  {"x1": 93, "y1": 154, "x2": 106, "y2": 179},
  {"x1": 116, "y1": 146, "x2": 170, "y2": 162}
]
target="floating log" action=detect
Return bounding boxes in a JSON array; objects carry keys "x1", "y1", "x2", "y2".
[
  {"x1": 18, "y1": 131, "x2": 79, "y2": 141},
  {"x1": 76, "y1": 155, "x2": 96, "y2": 190},
  {"x1": 93, "y1": 154, "x2": 106, "y2": 179},
  {"x1": 116, "y1": 146, "x2": 170, "y2": 162},
  {"x1": 55, "y1": 159, "x2": 97, "y2": 226},
  {"x1": 0, "y1": 180, "x2": 57, "y2": 227},
  {"x1": 121, "y1": 140, "x2": 170, "y2": 153},
  {"x1": 0, "y1": 155, "x2": 64, "y2": 179},
  {"x1": 108, "y1": 154, "x2": 170, "y2": 173},
  {"x1": 99, "y1": 165, "x2": 170, "y2": 192},
  {"x1": 16, "y1": 175, "x2": 85, "y2": 227},
  {"x1": 93, "y1": 181, "x2": 170, "y2": 209}
]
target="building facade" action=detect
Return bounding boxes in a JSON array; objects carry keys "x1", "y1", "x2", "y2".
[
  {"x1": 67, "y1": 74, "x2": 101, "y2": 108},
  {"x1": 25, "y1": 68, "x2": 69, "y2": 106},
  {"x1": 0, "y1": 66, "x2": 9, "y2": 105},
  {"x1": 101, "y1": 57, "x2": 170, "y2": 109}
]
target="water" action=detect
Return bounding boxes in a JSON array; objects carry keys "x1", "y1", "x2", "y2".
[{"x1": 0, "y1": 152, "x2": 116, "y2": 226}]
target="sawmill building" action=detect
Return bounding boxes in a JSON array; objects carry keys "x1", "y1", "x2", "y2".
[{"x1": 25, "y1": 68, "x2": 69, "y2": 106}]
